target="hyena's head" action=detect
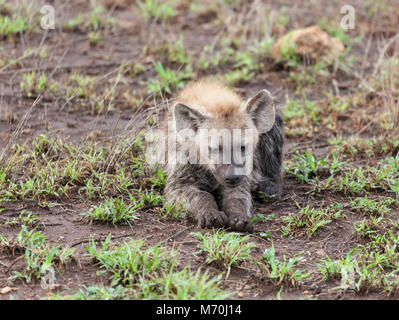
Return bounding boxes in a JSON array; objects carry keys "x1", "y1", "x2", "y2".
[{"x1": 172, "y1": 86, "x2": 276, "y2": 188}]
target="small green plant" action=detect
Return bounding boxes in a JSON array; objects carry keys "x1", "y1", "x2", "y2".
[
  {"x1": 1, "y1": 210, "x2": 40, "y2": 227},
  {"x1": 129, "y1": 62, "x2": 147, "y2": 77},
  {"x1": 1, "y1": 225, "x2": 75, "y2": 283},
  {"x1": 353, "y1": 216, "x2": 383, "y2": 238},
  {"x1": 168, "y1": 34, "x2": 191, "y2": 64},
  {"x1": 281, "y1": 203, "x2": 343, "y2": 237},
  {"x1": 86, "y1": 234, "x2": 176, "y2": 286},
  {"x1": 0, "y1": 14, "x2": 29, "y2": 38},
  {"x1": 283, "y1": 99, "x2": 306, "y2": 120},
  {"x1": 145, "y1": 61, "x2": 191, "y2": 95},
  {"x1": 278, "y1": 31, "x2": 300, "y2": 67},
  {"x1": 81, "y1": 197, "x2": 141, "y2": 225},
  {"x1": 57, "y1": 268, "x2": 231, "y2": 300},
  {"x1": 318, "y1": 256, "x2": 343, "y2": 281},
  {"x1": 192, "y1": 230, "x2": 255, "y2": 278},
  {"x1": 88, "y1": 5, "x2": 116, "y2": 31},
  {"x1": 252, "y1": 213, "x2": 265, "y2": 223},
  {"x1": 161, "y1": 201, "x2": 187, "y2": 219},
  {"x1": 64, "y1": 15, "x2": 85, "y2": 31},
  {"x1": 20, "y1": 72, "x2": 57, "y2": 97},
  {"x1": 68, "y1": 72, "x2": 95, "y2": 98},
  {"x1": 333, "y1": 168, "x2": 369, "y2": 196},
  {"x1": 63, "y1": 5, "x2": 115, "y2": 32},
  {"x1": 88, "y1": 31, "x2": 101, "y2": 45},
  {"x1": 69, "y1": 285, "x2": 128, "y2": 300},
  {"x1": 136, "y1": 189, "x2": 163, "y2": 207},
  {"x1": 285, "y1": 151, "x2": 340, "y2": 183},
  {"x1": 351, "y1": 197, "x2": 396, "y2": 216},
  {"x1": 137, "y1": 0, "x2": 176, "y2": 21},
  {"x1": 150, "y1": 168, "x2": 166, "y2": 188},
  {"x1": 257, "y1": 245, "x2": 310, "y2": 286},
  {"x1": 139, "y1": 268, "x2": 232, "y2": 300},
  {"x1": 258, "y1": 231, "x2": 272, "y2": 240},
  {"x1": 0, "y1": 225, "x2": 45, "y2": 255},
  {"x1": 329, "y1": 241, "x2": 399, "y2": 294},
  {"x1": 222, "y1": 68, "x2": 255, "y2": 86},
  {"x1": 11, "y1": 244, "x2": 75, "y2": 283},
  {"x1": 283, "y1": 97, "x2": 319, "y2": 123}
]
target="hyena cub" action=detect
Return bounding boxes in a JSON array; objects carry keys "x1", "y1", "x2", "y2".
[{"x1": 161, "y1": 80, "x2": 283, "y2": 232}]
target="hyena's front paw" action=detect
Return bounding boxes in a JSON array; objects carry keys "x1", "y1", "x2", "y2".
[
  {"x1": 197, "y1": 210, "x2": 229, "y2": 229},
  {"x1": 228, "y1": 213, "x2": 254, "y2": 233}
]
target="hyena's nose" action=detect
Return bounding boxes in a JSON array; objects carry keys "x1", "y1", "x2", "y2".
[{"x1": 224, "y1": 172, "x2": 242, "y2": 185}]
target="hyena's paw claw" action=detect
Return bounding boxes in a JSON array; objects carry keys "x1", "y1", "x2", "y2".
[
  {"x1": 198, "y1": 210, "x2": 229, "y2": 229},
  {"x1": 229, "y1": 216, "x2": 254, "y2": 233}
]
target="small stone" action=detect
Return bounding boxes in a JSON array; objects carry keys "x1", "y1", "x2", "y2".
[{"x1": 1, "y1": 287, "x2": 15, "y2": 294}]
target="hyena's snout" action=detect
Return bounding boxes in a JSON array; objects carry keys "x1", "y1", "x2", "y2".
[{"x1": 219, "y1": 164, "x2": 245, "y2": 187}]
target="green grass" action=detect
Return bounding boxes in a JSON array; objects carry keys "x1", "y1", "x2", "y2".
[
  {"x1": 20, "y1": 72, "x2": 58, "y2": 97},
  {"x1": 88, "y1": 31, "x2": 102, "y2": 46},
  {"x1": 277, "y1": 30, "x2": 300, "y2": 67},
  {"x1": 54, "y1": 268, "x2": 231, "y2": 300},
  {"x1": 353, "y1": 216, "x2": 384, "y2": 238},
  {"x1": 64, "y1": 4, "x2": 115, "y2": 32},
  {"x1": 85, "y1": 234, "x2": 177, "y2": 286},
  {"x1": 281, "y1": 203, "x2": 344, "y2": 237},
  {"x1": 167, "y1": 33, "x2": 191, "y2": 65},
  {"x1": 82, "y1": 234, "x2": 231, "y2": 299},
  {"x1": 317, "y1": 256, "x2": 342, "y2": 281},
  {"x1": 0, "y1": 225, "x2": 75, "y2": 283},
  {"x1": 0, "y1": 134, "x2": 148, "y2": 207},
  {"x1": 257, "y1": 245, "x2": 310, "y2": 286},
  {"x1": 81, "y1": 197, "x2": 141, "y2": 225},
  {"x1": 133, "y1": 268, "x2": 232, "y2": 299},
  {"x1": 192, "y1": 230, "x2": 255, "y2": 278},
  {"x1": 68, "y1": 285, "x2": 128, "y2": 300},
  {"x1": 137, "y1": 0, "x2": 176, "y2": 21},
  {"x1": 145, "y1": 61, "x2": 192, "y2": 95},
  {"x1": 0, "y1": 14, "x2": 29, "y2": 38},
  {"x1": 221, "y1": 40, "x2": 274, "y2": 85},
  {"x1": 329, "y1": 136, "x2": 399, "y2": 160},
  {"x1": 159, "y1": 201, "x2": 188, "y2": 219},
  {"x1": 285, "y1": 151, "x2": 342, "y2": 184},
  {"x1": 351, "y1": 196, "x2": 396, "y2": 216},
  {"x1": 318, "y1": 232, "x2": 399, "y2": 294},
  {"x1": 1, "y1": 210, "x2": 40, "y2": 228}
]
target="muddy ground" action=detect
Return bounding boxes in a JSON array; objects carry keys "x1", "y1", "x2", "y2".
[{"x1": 0, "y1": 0, "x2": 399, "y2": 300}]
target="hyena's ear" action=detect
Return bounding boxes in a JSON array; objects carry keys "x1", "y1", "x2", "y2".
[
  {"x1": 173, "y1": 102, "x2": 207, "y2": 133},
  {"x1": 245, "y1": 89, "x2": 275, "y2": 133}
]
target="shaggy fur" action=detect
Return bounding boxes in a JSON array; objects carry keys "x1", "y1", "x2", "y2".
[{"x1": 160, "y1": 80, "x2": 284, "y2": 232}]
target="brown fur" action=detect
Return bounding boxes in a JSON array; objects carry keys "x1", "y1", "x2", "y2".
[{"x1": 176, "y1": 80, "x2": 242, "y2": 116}]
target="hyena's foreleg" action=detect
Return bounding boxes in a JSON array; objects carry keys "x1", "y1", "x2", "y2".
[
  {"x1": 165, "y1": 180, "x2": 228, "y2": 228},
  {"x1": 222, "y1": 181, "x2": 254, "y2": 232}
]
